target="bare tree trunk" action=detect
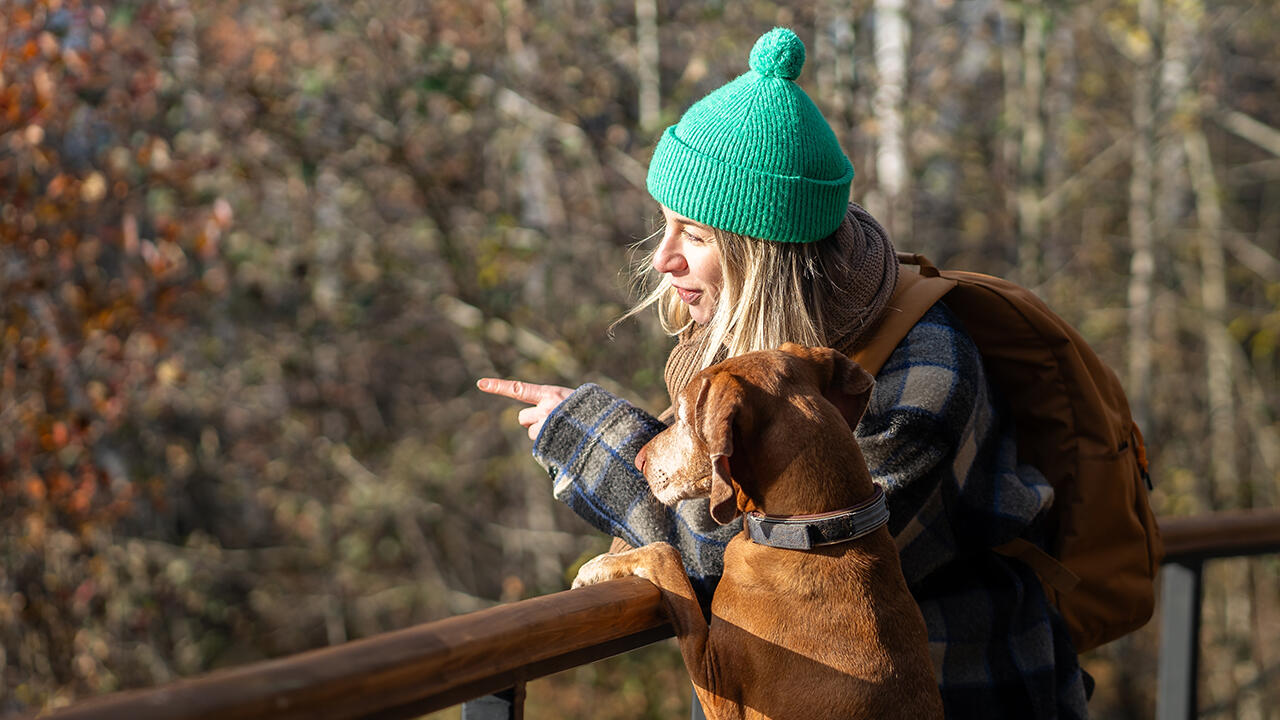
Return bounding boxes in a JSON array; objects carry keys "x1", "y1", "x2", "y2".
[
  {"x1": 523, "y1": 466, "x2": 565, "y2": 591},
  {"x1": 870, "y1": 0, "x2": 909, "y2": 240},
  {"x1": 312, "y1": 169, "x2": 344, "y2": 317},
  {"x1": 1156, "y1": 4, "x2": 1192, "y2": 235},
  {"x1": 1184, "y1": 126, "x2": 1238, "y2": 509},
  {"x1": 1227, "y1": 339, "x2": 1280, "y2": 507},
  {"x1": 1016, "y1": 0, "x2": 1047, "y2": 284},
  {"x1": 814, "y1": 0, "x2": 855, "y2": 128},
  {"x1": 1041, "y1": 21, "x2": 1075, "y2": 264},
  {"x1": 515, "y1": 139, "x2": 567, "y2": 235},
  {"x1": 502, "y1": 0, "x2": 532, "y2": 73},
  {"x1": 1169, "y1": 10, "x2": 1264, "y2": 706},
  {"x1": 999, "y1": 1, "x2": 1022, "y2": 258},
  {"x1": 1126, "y1": 0, "x2": 1158, "y2": 432},
  {"x1": 635, "y1": 0, "x2": 660, "y2": 133}
]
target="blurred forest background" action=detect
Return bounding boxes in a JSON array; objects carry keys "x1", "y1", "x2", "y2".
[{"x1": 2, "y1": 0, "x2": 1278, "y2": 717}]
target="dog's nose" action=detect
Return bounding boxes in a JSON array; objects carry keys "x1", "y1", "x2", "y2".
[{"x1": 635, "y1": 445, "x2": 648, "y2": 474}]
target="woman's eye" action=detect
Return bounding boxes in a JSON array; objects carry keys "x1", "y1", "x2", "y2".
[{"x1": 683, "y1": 230, "x2": 707, "y2": 244}]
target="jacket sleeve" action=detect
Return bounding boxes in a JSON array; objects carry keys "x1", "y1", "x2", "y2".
[
  {"x1": 530, "y1": 383, "x2": 667, "y2": 548},
  {"x1": 531, "y1": 383, "x2": 737, "y2": 603}
]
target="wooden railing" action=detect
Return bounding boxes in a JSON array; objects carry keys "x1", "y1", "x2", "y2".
[
  {"x1": 31, "y1": 577, "x2": 673, "y2": 720},
  {"x1": 26, "y1": 509, "x2": 1280, "y2": 720}
]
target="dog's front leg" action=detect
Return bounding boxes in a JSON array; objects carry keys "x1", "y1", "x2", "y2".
[
  {"x1": 572, "y1": 543, "x2": 720, "y2": 706},
  {"x1": 572, "y1": 543, "x2": 709, "y2": 645}
]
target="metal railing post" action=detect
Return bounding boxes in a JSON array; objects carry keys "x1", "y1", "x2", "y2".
[
  {"x1": 691, "y1": 684, "x2": 707, "y2": 720},
  {"x1": 1156, "y1": 560, "x2": 1202, "y2": 720},
  {"x1": 462, "y1": 683, "x2": 525, "y2": 720}
]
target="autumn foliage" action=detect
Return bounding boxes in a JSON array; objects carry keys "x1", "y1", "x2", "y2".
[
  {"x1": 3, "y1": 0, "x2": 1280, "y2": 718},
  {"x1": 2, "y1": 0, "x2": 235, "y2": 708},
  {"x1": 2, "y1": 0, "x2": 676, "y2": 714}
]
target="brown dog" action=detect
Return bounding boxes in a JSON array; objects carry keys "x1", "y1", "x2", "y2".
[{"x1": 572, "y1": 343, "x2": 942, "y2": 719}]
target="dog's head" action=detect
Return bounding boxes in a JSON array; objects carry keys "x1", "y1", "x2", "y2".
[{"x1": 636, "y1": 343, "x2": 875, "y2": 525}]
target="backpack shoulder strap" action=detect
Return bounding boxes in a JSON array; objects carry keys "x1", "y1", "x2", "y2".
[
  {"x1": 850, "y1": 253, "x2": 957, "y2": 376},
  {"x1": 993, "y1": 537, "x2": 1081, "y2": 594}
]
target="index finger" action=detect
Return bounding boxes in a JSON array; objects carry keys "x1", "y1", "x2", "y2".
[{"x1": 476, "y1": 378, "x2": 560, "y2": 404}]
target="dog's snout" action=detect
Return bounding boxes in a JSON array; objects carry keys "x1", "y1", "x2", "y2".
[{"x1": 635, "y1": 445, "x2": 648, "y2": 474}]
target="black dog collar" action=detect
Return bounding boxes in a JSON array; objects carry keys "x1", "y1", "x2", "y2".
[{"x1": 744, "y1": 485, "x2": 889, "y2": 550}]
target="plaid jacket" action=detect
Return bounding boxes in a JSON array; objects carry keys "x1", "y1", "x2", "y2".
[{"x1": 533, "y1": 304, "x2": 1089, "y2": 719}]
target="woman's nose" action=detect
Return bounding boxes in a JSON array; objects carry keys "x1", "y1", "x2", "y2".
[{"x1": 652, "y1": 231, "x2": 687, "y2": 274}]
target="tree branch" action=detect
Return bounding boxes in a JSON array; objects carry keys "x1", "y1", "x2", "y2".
[
  {"x1": 1214, "y1": 108, "x2": 1280, "y2": 158},
  {"x1": 1222, "y1": 230, "x2": 1280, "y2": 283},
  {"x1": 1039, "y1": 134, "x2": 1133, "y2": 218}
]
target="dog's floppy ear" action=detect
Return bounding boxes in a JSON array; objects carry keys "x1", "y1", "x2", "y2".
[
  {"x1": 695, "y1": 373, "x2": 745, "y2": 525},
  {"x1": 779, "y1": 344, "x2": 876, "y2": 431},
  {"x1": 822, "y1": 349, "x2": 876, "y2": 430},
  {"x1": 708, "y1": 456, "x2": 737, "y2": 525}
]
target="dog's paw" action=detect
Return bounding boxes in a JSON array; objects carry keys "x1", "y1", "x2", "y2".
[{"x1": 571, "y1": 553, "x2": 635, "y2": 589}]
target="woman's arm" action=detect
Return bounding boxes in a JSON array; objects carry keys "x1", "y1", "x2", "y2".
[{"x1": 531, "y1": 383, "x2": 736, "y2": 605}]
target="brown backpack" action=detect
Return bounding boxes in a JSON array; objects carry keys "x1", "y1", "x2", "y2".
[{"x1": 851, "y1": 252, "x2": 1165, "y2": 653}]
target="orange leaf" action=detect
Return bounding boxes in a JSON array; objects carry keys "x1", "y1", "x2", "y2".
[
  {"x1": 25, "y1": 475, "x2": 46, "y2": 501},
  {"x1": 46, "y1": 173, "x2": 67, "y2": 199}
]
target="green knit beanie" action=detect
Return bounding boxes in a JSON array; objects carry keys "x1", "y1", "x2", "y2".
[{"x1": 646, "y1": 27, "x2": 854, "y2": 244}]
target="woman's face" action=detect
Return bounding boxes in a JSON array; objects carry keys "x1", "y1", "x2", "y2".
[{"x1": 654, "y1": 205, "x2": 723, "y2": 324}]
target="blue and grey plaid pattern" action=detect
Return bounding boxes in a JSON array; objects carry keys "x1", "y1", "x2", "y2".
[
  {"x1": 533, "y1": 304, "x2": 1089, "y2": 719},
  {"x1": 533, "y1": 386, "x2": 736, "y2": 605}
]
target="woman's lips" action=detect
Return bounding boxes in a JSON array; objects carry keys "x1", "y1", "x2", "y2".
[{"x1": 675, "y1": 286, "x2": 702, "y2": 304}]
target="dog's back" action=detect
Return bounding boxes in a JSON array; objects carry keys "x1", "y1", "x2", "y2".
[{"x1": 702, "y1": 527, "x2": 940, "y2": 718}]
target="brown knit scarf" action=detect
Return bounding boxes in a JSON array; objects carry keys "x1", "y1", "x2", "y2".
[{"x1": 662, "y1": 202, "x2": 899, "y2": 408}]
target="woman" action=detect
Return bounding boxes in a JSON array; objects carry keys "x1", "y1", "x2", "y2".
[{"x1": 479, "y1": 27, "x2": 1089, "y2": 719}]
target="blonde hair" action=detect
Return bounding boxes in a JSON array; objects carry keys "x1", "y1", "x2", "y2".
[{"x1": 618, "y1": 221, "x2": 853, "y2": 370}]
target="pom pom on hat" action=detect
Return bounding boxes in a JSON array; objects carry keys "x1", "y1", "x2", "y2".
[
  {"x1": 749, "y1": 27, "x2": 806, "y2": 80},
  {"x1": 645, "y1": 28, "x2": 854, "y2": 244}
]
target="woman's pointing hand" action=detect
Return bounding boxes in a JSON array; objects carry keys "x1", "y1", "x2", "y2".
[{"x1": 477, "y1": 378, "x2": 574, "y2": 441}]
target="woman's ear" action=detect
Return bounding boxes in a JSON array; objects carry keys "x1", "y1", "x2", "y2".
[{"x1": 697, "y1": 374, "x2": 745, "y2": 525}]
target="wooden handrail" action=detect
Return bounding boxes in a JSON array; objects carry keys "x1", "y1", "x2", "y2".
[
  {"x1": 1158, "y1": 508, "x2": 1280, "y2": 562},
  {"x1": 26, "y1": 508, "x2": 1280, "y2": 720},
  {"x1": 34, "y1": 576, "x2": 672, "y2": 720}
]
